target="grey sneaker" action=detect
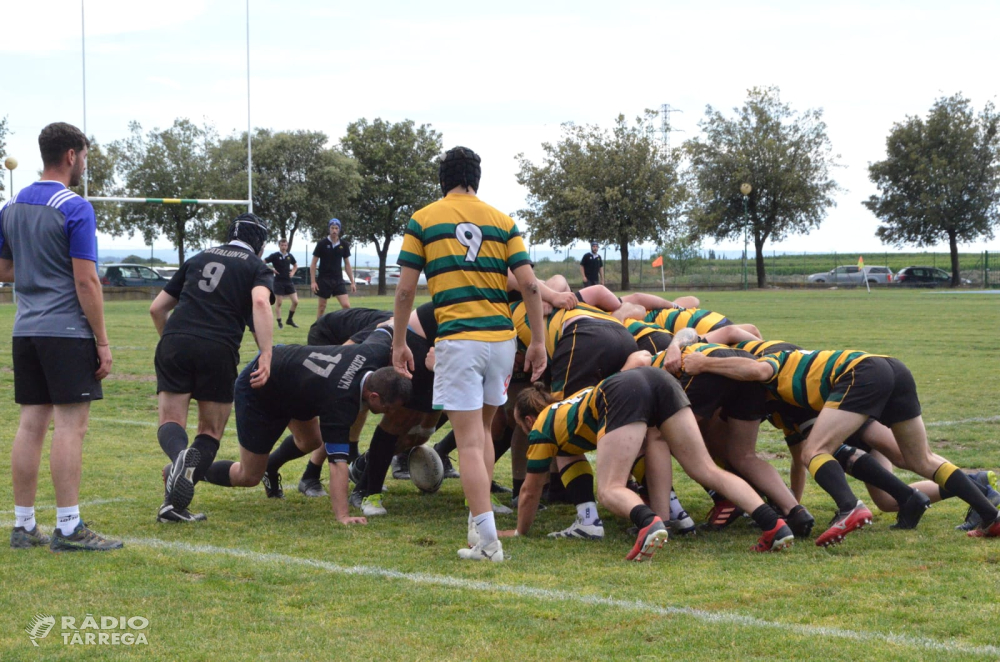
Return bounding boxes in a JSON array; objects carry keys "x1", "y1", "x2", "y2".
[
  {"x1": 298, "y1": 478, "x2": 328, "y2": 498},
  {"x1": 11, "y1": 526, "x2": 51, "y2": 549},
  {"x1": 361, "y1": 493, "x2": 388, "y2": 516},
  {"x1": 165, "y1": 447, "x2": 201, "y2": 511},
  {"x1": 349, "y1": 490, "x2": 364, "y2": 510},
  {"x1": 157, "y1": 503, "x2": 208, "y2": 523},
  {"x1": 958, "y1": 472, "x2": 1000, "y2": 531},
  {"x1": 50, "y1": 522, "x2": 123, "y2": 552},
  {"x1": 440, "y1": 454, "x2": 460, "y2": 479},
  {"x1": 391, "y1": 453, "x2": 410, "y2": 480}
]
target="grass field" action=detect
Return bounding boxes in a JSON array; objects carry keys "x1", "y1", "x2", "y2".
[{"x1": 1, "y1": 289, "x2": 999, "y2": 660}]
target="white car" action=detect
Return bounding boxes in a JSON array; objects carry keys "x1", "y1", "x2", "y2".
[
  {"x1": 370, "y1": 268, "x2": 427, "y2": 286},
  {"x1": 155, "y1": 267, "x2": 179, "y2": 279}
]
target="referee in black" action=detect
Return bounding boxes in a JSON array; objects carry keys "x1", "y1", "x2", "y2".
[
  {"x1": 151, "y1": 213, "x2": 275, "y2": 523},
  {"x1": 310, "y1": 218, "x2": 355, "y2": 318},
  {"x1": 580, "y1": 241, "x2": 604, "y2": 287},
  {"x1": 264, "y1": 238, "x2": 299, "y2": 329}
]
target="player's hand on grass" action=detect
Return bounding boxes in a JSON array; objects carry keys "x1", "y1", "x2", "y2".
[
  {"x1": 95, "y1": 343, "x2": 113, "y2": 380},
  {"x1": 250, "y1": 353, "x2": 271, "y2": 388},
  {"x1": 497, "y1": 529, "x2": 519, "y2": 538},
  {"x1": 393, "y1": 344, "x2": 414, "y2": 379},
  {"x1": 338, "y1": 515, "x2": 367, "y2": 525},
  {"x1": 525, "y1": 342, "x2": 547, "y2": 382}
]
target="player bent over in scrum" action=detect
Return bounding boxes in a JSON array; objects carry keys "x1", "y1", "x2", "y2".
[
  {"x1": 507, "y1": 368, "x2": 794, "y2": 560},
  {"x1": 201, "y1": 329, "x2": 411, "y2": 523}
]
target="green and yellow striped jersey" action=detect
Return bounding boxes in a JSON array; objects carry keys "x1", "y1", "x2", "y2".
[
  {"x1": 526, "y1": 386, "x2": 603, "y2": 473},
  {"x1": 651, "y1": 341, "x2": 735, "y2": 372},
  {"x1": 511, "y1": 301, "x2": 621, "y2": 357},
  {"x1": 397, "y1": 194, "x2": 529, "y2": 342},
  {"x1": 645, "y1": 307, "x2": 729, "y2": 335},
  {"x1": 734, "y1": 339, "x2": 802, "y2": 356},
  {"x1": 757, "y1": 349, "x2": 882, "y2": 412}
]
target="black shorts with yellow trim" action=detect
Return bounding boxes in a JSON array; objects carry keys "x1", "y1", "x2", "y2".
[
  {"x1": 550, "y1": 319, "x2": 638, "y2": 398},
  {"x1": 826, "y1": 356, "x2": 921, "y2": 426},
  {"x1": 635, "y1": 329, "x2": 676, "y2": 355},
  {"x1": 597, "y1": 368, "x2": 690, "y2": 435}
]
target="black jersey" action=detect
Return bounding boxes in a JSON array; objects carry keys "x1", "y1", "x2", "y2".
[
  {"x1": 580, "y1": 252, "x2": 603, "y2": 282},
  {"x1": 313, "y1": 237, "x2": 351, "y2": 280},
  {"x1": 308, "y1": 308, "x2": 392, "y2": 346},
  {"x1": 162, "y1": 243, "x2": 274, "y2": 351},
  {"x1": 259, "y1": 328, "x2": 393, "y2": 445},
  {"x1": 265, "y1": 251, "x2": 297, "y2": 279}
]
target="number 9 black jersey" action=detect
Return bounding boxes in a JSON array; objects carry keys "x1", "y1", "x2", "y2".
[{"x1": 162, "y1": 243, "x2": 275, "y2": 352}]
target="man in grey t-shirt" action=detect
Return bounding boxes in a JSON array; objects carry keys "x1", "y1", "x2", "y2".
[{"x1": 0, "y1": 122, "x2": 121, "y2": 552}]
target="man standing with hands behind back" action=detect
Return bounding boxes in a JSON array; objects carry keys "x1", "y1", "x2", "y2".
[
  {"x1": 0, "y1": 122, "x2": 120, "y2": 552},
  {"x1": 393, "y1": 146, "x2": 547, "y2": 563},
  {"x1": 310, "y1": 218, "x2": 355, "y2": 318}
]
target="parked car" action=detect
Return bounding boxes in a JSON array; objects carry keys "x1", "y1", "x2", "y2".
[
  {"x1": 807, "y1": 265, "x2": 893, "y2": 285},
  {"x1": 895, "y1": 266, "x2": 970, "y2": 287},
  {"x1": 154, "y1": 266, "x2": 179, "y2": 279},
  {"x1": 99, "y1": 263, "x2": 170, "y2": 287},
  {"x1": 370, "y1": 267, "x2": 427, "y2": 286}
]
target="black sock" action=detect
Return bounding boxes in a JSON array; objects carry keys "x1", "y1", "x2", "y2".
[
  {"x1": 302, "y1": 459, "x2": 323, "y2": 482},
  {"x1": 365, "y1": 426, "x2": 397, "y2": 496},
  {"x1": 287, "y1": 310, "x2": 295, "y2": 323},
  {"x1": 348, "y1": 442, "x2": 359, "y2": 464},
  {"x1": 190, "y1": 434, "x2": 220, "y2": 483},
  {"x1": 158, "y1": 422, "x2": 188, "y2": 462},
  {"x1": 809, "y1": 453, "x2": 859, "y2": 513},
  {"x1": 512, "y1": 478, "x2": 524, "y2": 498},
  {"x1": 493, "y1": 426, "x2": 514, "y2": 462},
  {"x1": 629, "y1": 504, "x2": 657, "y2": 529},
  {"x1": 204, "y1": 460, "x2": 234, "y2": 487},
  {"x1": 835, "y1": 445, "x2": 915, "y2": 507},
  {"x1": 559, "y1": 460, "x2": 596, "y2": 505},
  {"x1": 938, "y1": 472, "x2": 991, "y2": 500},
  {"x1": 750, "y1": 504, "x2": 781, "y2": 532},
  {"x1": 435, "y1": 431, "x2": 457, "y2": 457},
  {"x1": 267, "y1": 435, "x2": 306, "y2": 474},
  {"x1": 936, "y1": 463, "x2": 999, "y2": 523}
]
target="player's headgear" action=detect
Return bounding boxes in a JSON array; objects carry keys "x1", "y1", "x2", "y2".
[
  {"x1": 439, "y1": 146, "x2": 481, "y2": 195},
  {"x1": 228, "y1": 212, "x2": 269, "y2": 255},
  {"x1": 329, "y1": 218, "x2": 341, "y2": 229}
]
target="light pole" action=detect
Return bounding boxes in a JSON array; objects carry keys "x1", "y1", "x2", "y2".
[
  {"x1": 4, "y1": 156, "x2": 17, "y2": 198},
  {"x1": 740, "y1": 182, "x2": 752, "y2": 290}
]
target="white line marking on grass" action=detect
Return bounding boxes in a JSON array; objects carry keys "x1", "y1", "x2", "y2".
[
  {"x1": 926, "y1": 416, "x2": 1000, "y2": 428},
  {"x1": 128, "y1": 537, "x2": 1000, "y2": 658}
]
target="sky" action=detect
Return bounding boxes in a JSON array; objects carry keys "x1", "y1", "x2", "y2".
[{"x1": 3, "y1": 0, "x2": 999, "y2": 262}]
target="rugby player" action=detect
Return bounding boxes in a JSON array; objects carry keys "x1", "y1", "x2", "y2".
[
  {"x1": 152, "y1": 212, "x2": 274, "y2": 523},
  {"x1": 264, "y1": 238, "x2": 299, "y2": 328},
  {"x1": 310, "y1": 218, "x2": 355, "y2": 317}
]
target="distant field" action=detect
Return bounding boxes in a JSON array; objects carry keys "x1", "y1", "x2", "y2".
[{"x1": 1, "y1": 289, "x2": 999, "y2": 660}]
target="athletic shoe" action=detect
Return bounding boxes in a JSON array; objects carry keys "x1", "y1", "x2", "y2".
[
  {"x1": 440, "y1": 454, "x2": 460, "y2": 479},
  {"x1": 349, "y1": 489, "x2": 364, "y2": 510},
  {"x1": 361, "y1": 493, "x2": 387, "y2": 516},
  {"x1": 286, "y1": 319, "x2": 299, "y2": 328},
  {"x1": 958, "y1": 472, "x2": 1000, "y2": 531},
  {"x1": 10, "y1": 526, "x2": 50, "y2": 549},
  {"x1": 967, "y1": 512, "x2": 1000, "y2": 538},
  {"x1": 626, "y1": 517, "x2": 669, "y2": 561},
  {"x1": 50, "y1": 522, "x2": 123, "y2": 552},
  {"x1": 457, "y1": 539, "x2": 504, "y2": 562},
  {"x1": 668, "y1": 510, "x2": 697, "y2": 536},
  {"x1": 752, "y1": 519, "x2": 795, "y2": 552},
  {"x1": 491, "y1": 481, "x2": 513, "y2": 495},
  {"x1": 391, "y1": 453, "x2": 410, "y2": 480},
  {"x1": 891, "y1": 490, "x2": 932, "y2": 530},
  {"x1": 348, "y1": 453, "x2": 368, "y2": 486},
  {"x1": 785, "y1": 505, "x2": 816, "y2": 538},
  {"x1": 165, "y1": 447, "x2": 201, "y2": 511},
  {"x1": 262, "y1": 470, "x2": 284, "y2": 499},
  {"x1": 492, "y1": 494, "x2": 513, "y2": 515},
  {"x1": 815, "y1": 500, "x2": 873, "y2": 547},
  {"x1": 298, "y1": 478, "x2": 328, "y2": 498},
  {"x1": 157, "y1": 503, "x2": 207, "y2": 523},
  {"x1": 277, "y1": 318, "x2": 283, "y2": 329},
  {"x1": 467, "y1": 515, "x2": 480, "y2": 547},
  {"x1": 548, "y1": 517, "x2": 604, "y2": 540},
  {"x1": 700, "y1": 499, "x2": 743, "y2": 531}
]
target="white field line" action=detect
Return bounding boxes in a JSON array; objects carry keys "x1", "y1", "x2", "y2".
[
  {"x1": 926, "y1": 416, "x2": 1000, "y2": 428},
  {"x1": 128, "y1": 537, "x2": 1000, "y2": 658}
]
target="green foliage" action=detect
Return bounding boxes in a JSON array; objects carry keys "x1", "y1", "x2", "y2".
[
  {"x1": 658, "y1": 235, "x2": 702, "y2": 276},
  {"x1": 120, "y1": 254, "x2": 166, "y2": 265},
  {"x1": 214, "y1": 129, "x2": 360, "y2": 252},
  {"x1": 685, "y1": 86, "x2": 841, "y2": 287},
  {"x1": 865, "y1": 94, "x2": 1000, "y2": 286},
  {"x1": 70, "y1": 137, "x2": 117, "y2": 227},
  {"x1": 516, "y1": 111, "x2": 683, "y2": 290},
  {"x1": 338, "y1": 118, "x2": 442, "y2": 294},
  {"x1": 106, "y1": 119, "x2": 226, "y2": 264}
]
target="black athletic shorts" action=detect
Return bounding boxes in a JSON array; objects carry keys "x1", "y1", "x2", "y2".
[
  {"x1": 635, "y1": 329, "x2": 675, "y2": 355},
  {"x1": 597, "y1": 369, "x2": 690, "y2": 434},
  {"x1": 13, "y1": 336, "x2": 103, "y2": 405},
  {"x1": 273, "y1": 278, "x2": 296, "y2": 296},
  {"x1": 551, "y1": 319, "x2": 638, "y2": 398},
  {"x1": 767, "y1": 398, "x2": 876, "y2": 450},
  {"x1": 677, "y1": 372, "x2": 765, "y2": 421},
  {"x1": 234, "y1": 356, "x2": 292, "y2": 455},
  {"x1": 155, "y1": 333, "x2": 238, "y2": 403},
  {"x1": 828, "y1": 356, "x2": 921, "y2": 426},
  {"x1": 316, "y1": 277, "x2": 347, "y2": 299}
]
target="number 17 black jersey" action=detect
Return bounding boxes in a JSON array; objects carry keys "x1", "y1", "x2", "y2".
[{"x1": 162, "y1": 243, "x2": 275, "y2": 351}]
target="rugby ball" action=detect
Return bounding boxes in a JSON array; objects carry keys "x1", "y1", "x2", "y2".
[{"x1": 409, "y1": 445, "x2": 444, "y2": 494}]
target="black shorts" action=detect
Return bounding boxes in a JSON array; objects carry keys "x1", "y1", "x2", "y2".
[
  {"x1": 405, "y1": 330, "x2": 435, "y2": 414},
  {"x1": 13, "y1": 336, "x2": 103, "y2": 405},
  {"x1": 316, "y1": 277, "x2": 347, "y2": 299},
  {"x1": 234, "y1": 357, "x2": 293, "y2": 455},
  {"x1": 829, "y1": 356, "x2": 922, "y2": 426},
  {"x1": 597, "y1": 369, "x2": 690, "y2": 434},
  {"x1": 767, "y1": 399, "x2": 876, "y2": 450},
  {"x1": 635, "y1": 329, "x2": 675, "y2": 355},
  {"x1": 551, "y1": 319, "x2": 638, "y2": 397},
  {"x1": 155, "y1": 333, "x2": 238, "y2": 403},
  {"x1": 679, "y1": 348, "x2": 764, "y2": 421},
  {"x1": 273, "y1": 278, "x2": 296, "y2": 296}
]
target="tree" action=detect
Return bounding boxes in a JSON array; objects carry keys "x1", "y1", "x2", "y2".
[
  {"x1": 516, "y1": 111, "x2": 682, "y2": 290},
  {"x1": 685, "y1": 86, "x2": 840, "y2": 287},
  {"x1": 71, "y1": 137, "x2": 117, "y2": 227},
  {"x1": 214, "y1": 129, "x2": 360, "y2": 251},
  {"x1": 338, "y1": 118, "x2": 442, "y2": 295},
  {"x1": 106, "y1": 119, "x2": 224, "y2": 264},
  {"x1": 659, "y1": 235, "x2": 702, "y2": 276},
  {"x1": 864, "y1": 94, "x2": 1000, "y2": 286}
]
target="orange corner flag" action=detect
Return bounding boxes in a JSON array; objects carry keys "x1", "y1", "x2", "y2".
[
  {"x1": 651, "y1": 256, "x2": 663, "y2": 268},
  {"x1": 857, "y1": 255, "x2": 865, "y2": 268}
]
